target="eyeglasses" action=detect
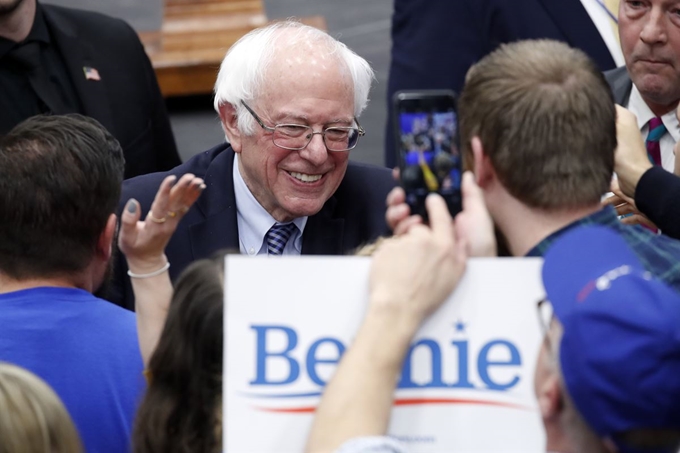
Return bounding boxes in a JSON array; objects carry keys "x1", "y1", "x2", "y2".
[{"x1": 241, "y1": 101, "x2": 365, "y2": 152}]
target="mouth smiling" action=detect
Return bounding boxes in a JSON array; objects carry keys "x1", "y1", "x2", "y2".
[{"x1": 287, "y1": 171, "x2": 324, "y2": 183}]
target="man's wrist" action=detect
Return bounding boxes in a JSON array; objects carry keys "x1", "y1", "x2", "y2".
[{"x1": 357, "y1": 306, "x2": 419, "y2": 371}]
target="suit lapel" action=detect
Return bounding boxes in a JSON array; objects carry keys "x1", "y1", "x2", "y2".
[
  {"x1": 608, "y1": 66, "x2": 633, "y2": 104},
  {"x1": 42, "y1": 6, "x2": 115, "y2": 135},
  {"x1": 536, "y1": 0, "x2": 616, "y2": 70},
  {"x1": 301, "y1": 196, "x2": 345, "y2": 255},
  {"x1": 189, "y1": 148, "x2": 240, "y2": 258}
]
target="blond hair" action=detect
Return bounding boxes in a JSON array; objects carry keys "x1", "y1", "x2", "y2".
[{"x1": 0, "y1": 363, "x2": 82, "y2": 453}]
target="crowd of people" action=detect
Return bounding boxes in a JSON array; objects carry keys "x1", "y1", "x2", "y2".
[{"x1": 2, "y1": 0, "x2": 680, "y2": 452}]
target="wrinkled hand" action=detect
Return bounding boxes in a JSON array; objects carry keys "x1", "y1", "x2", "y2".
[
  {"x1": 370, "y1": 194, "x2": 467, "y2": 325},
  {"x1": 454, "y1": 171, "x2": 496, "y2": 257},
  {"x1": 603, "y1": 179, "x2": 658, "y2": 229},
  {"x1": 119, "y1": 173, "x2": 205, "y2": 273},
  {"x1": 614, "y1": 105, "x2": 652, "y2": 198}
]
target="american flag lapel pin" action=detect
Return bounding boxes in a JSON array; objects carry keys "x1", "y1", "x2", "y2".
[{"x1": 83, "y1": 66, "x2": 101, "y2": 81}]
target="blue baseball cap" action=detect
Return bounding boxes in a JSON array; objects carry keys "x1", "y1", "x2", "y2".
[{"x1": 542, "y1": 225, "x2": 680, "y2": 452}]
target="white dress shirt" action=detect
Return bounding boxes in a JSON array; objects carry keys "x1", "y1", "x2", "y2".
[
  {"x1": 233, "y1": 155, "x2": 308, "y2": 256},
  {"x1": 580, "y1": 0, "x2": 625, "y2": 67},
  {"x1": 627, "y1": 86, "x2": 680, "y2": 172}
]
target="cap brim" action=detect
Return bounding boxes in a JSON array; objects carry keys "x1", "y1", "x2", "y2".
[{"x1": 541, "y1": 225, "x2": 644, "y2": 324}]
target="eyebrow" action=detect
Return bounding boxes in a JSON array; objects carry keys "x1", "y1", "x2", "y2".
[{"x1": 275, "y1": 111, "x2": 354, "y2": 126}]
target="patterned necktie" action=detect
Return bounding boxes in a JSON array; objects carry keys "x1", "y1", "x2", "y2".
[
  {"x1": 646, "y1": 117, "x2": 666, "y2": 166},
  {"x1": 266, "y1": 223, "x2": 298, "y2": 256}
]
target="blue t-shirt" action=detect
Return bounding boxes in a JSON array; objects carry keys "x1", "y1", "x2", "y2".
[{"x1": 0, "y1": 287, "x2": 144, "y2": 452}]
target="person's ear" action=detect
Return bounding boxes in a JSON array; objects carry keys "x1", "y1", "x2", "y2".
[
  {"x1": 536, "y1": 373, "x2": 563, "y2": 420},
  {"x1": 97, "y1": 214, "x2": 117, "y2": 261},
  {"x1": 218, "y1": 103, "x2": 243, "y2": 153},
  {"x1": 471, "y1": 136, "x2": 495, "y2": 188}
]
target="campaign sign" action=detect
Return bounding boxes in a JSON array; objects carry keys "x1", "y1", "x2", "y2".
[{"x1": 224, "y1": 257, "x2": 546, "y2": 453}]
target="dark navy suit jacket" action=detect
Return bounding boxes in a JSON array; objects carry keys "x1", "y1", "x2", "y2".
[
  {"x1": 108, "y1": 143, "x2": 396, "y2": 310},
  {"x1": 385, "y1": 0, "x2": 618, "y2": 167}
]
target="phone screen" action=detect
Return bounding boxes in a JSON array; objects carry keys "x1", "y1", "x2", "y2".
[{"x1": 394, "y1": 91, "x2": 461, "y2": 219}]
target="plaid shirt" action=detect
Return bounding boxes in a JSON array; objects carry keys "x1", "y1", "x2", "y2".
[{"x1": 527, "y1": 206, "x2": 680, "y2": 292}]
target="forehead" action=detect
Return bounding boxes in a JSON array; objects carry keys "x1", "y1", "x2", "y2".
[{"x1": 257, "y1": 46, "x2": 354, "y2": 118}]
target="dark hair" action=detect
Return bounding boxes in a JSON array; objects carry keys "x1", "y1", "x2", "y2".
[
  {"x1": 133, "y1": 253, "x2": 225, "y2": 453},
  {"x1": 0, "y1": 114, "x2": 125, "y2": 279},
  {"x1": 459, "y1": 40, "x2": 616, "y2": 210}
]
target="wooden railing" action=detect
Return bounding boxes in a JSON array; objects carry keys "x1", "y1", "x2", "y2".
[{"x1": 138, "y1": 0, "x2": 326, "y2": 97}]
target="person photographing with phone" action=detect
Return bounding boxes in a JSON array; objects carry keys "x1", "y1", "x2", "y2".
[{"x1": 386, "y1": 39, "x2": 680, "y2": 291}]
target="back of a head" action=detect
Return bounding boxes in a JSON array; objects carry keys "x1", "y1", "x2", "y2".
[
  {"x1": 459, "y1": 40, "x2": 616, "y2": 210},
  {"x1": 133, "y1": 254, "x2": 225, "y2": 453},
  {"x1": 0, "y1": 114, "x2": 125, "y2": 280},
  {"x1": 0, "y1": 363, "x2": 82, "y2": 453},
  {"x1": 213, "y1": 20, "x2": 374, "y2": 135}
]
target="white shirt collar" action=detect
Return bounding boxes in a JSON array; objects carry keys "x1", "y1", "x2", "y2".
[
  {"x1": 233, "y1": 154, "x2": 307, "y2": 255},
  {"x1": 628, "y1": 85, "x2": 680, "y2": 143}
]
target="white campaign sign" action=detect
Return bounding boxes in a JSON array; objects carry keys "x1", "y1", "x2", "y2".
[{"x1": 224, "y1": 256, "x2": 546, "y2": 453}]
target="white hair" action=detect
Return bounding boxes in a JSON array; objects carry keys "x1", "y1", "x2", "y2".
[{"x1": 213, "y1": 20, "x2": 375, "y2": 135}]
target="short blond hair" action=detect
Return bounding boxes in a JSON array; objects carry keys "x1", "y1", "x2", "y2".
[
  {"x1": 0, "y1": 363, "x2": 82, "y2": 453},
  {"x1": 459, "y1": 40, "x2": 616, "y2": 210}
]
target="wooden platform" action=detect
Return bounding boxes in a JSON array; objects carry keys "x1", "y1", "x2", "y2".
[{"x1": 138, "y1": 0, "x2": 326, "y2": 97}]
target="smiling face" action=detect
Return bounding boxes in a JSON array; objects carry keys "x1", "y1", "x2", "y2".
[
  {"x1": 224, "y1": 45, "x2": 355, "y2": 223},
  {"x1": 620, "y1": 0, "x2": 680, "y2": 114}
]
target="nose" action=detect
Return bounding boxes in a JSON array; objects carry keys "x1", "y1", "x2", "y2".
[
  {"x1": 298, "y1": 131, "x2": 328, "y2": 166},
  {"x1": 639, "y1": 8, "x2": 667, "y2": 45}
]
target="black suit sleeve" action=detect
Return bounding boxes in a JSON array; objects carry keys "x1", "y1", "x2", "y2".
[
  {"x1": 635, "y1": 166, "x2": 680, "y2": 239},
  {"x1": 123, "y1": 22, "x2": 182, "y2": 173}
]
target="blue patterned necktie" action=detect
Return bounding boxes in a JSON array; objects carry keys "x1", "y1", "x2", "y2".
[
  {"x1": 646, "y1": 117, "x2": 666, "y2": 166},
  {"x1": 266, "y1": 223, "x2": 298, "y2": 256}
]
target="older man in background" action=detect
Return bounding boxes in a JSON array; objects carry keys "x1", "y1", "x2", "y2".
[
  {"x1": 606, "y1": 0, "x2": 680, "y2": 172},
  {"x1": 112, "y1": 21, "x2": 395, "y2": 310}
]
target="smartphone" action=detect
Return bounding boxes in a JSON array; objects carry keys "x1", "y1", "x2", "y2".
[{"x1": 393, "y1": 90, "x2": 462, "y2": 221}]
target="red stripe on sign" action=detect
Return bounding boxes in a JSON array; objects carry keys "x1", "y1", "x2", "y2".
[
  {"x1": 253, "y1": 398, "x2": 533, "y2": 413},
  {"x1": 393, "y1": 398, "x2": 531, "y2": 410}
]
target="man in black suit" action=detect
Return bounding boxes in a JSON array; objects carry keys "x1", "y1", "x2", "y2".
[
  {"x1": 0, "y1": 0, "x2": 181, "y2": 178},
  {"x1": 110, "y1": 21, "x2": 395, "y2": 310},
  {"x1": 385, "y1": 0, "x2": 622, "y2": 167}
]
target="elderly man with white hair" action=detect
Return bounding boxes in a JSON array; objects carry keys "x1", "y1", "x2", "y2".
[{"x1": 109, "y1": 21, "x2": 395, "y2": 310}]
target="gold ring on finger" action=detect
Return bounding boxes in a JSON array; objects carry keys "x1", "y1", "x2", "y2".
[
  {"x1": 167, "y1": 211, "x2": 177, "y2": 218},
  {"x1": 148, "y1": 213, "x2": 167, "y2": 224}
]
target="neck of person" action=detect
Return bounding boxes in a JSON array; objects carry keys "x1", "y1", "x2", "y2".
[
  {"x1": 543, "y1": 419, "x2": 577, "y2": 453},
  {"x1": 489, "y1": 190, "x2": 602, "y2": 257},
  {"x1": 0, "y1": 269, "x2": 96, "y2": 295},
  {"x1": 0, "y1": 0, "x2": 36, "y2": 42}
]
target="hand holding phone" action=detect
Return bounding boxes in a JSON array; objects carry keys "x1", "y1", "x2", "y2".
[{"x1": 393, "y1": 90, "x2": 462, "y2": 221}]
